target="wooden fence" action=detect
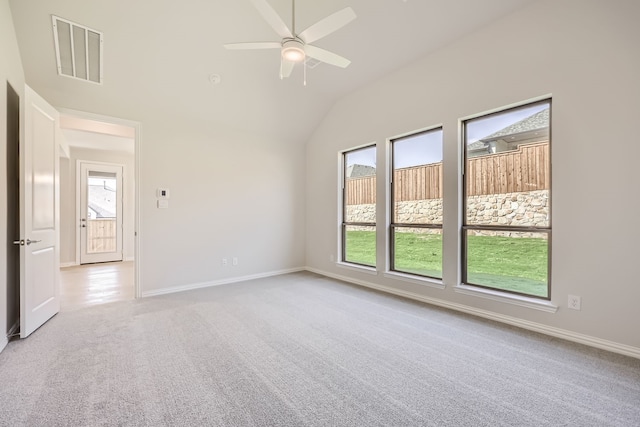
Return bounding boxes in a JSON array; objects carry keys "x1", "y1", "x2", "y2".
[
  {"x1": 87, "y1": 219, "x2": 116, "y2": 253},
  {"x1": 466, "y1": 142, "x2": 549, "y2": 196},
  {"x1": 345, "y1": 142, "x2": 549, "y2": 205},
  {"x1": 394, "y1": 163, "x2": 443, "y2": 201}
]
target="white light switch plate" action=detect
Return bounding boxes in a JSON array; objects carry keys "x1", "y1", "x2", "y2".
[{"x1": 157, "y1": 199, "x2": 169, "y2": 209}]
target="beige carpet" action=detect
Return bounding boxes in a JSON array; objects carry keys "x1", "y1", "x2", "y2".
[{"x1": 1, "y1": 272, "x2": 639, "y2": 426}]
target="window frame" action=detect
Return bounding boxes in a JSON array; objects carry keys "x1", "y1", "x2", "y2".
[
  {"x1": 461, "y1": 99, "x2": 552, "y2": 300},
  {"x1": 389, "y1": 127, "x2": 443, "y2": 280},
  {"x1": 341, "y1": 145, "x2": 377, "y2": 268}
]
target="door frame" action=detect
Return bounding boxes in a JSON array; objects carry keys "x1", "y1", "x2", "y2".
[
  {"x1": 76, "y1": 160, "x2": 124, "y2": 264},
  {"x1": 59, "y1": 108, "x2": 141, "y2": 298}
]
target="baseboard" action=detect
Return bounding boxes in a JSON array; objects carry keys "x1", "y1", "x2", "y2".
[
  {"x1": 141, "y1": 267, "x2": 306, "y2": 298},
  {"x1": 0, "y1": 337, "x2": 7, "y2": 354},
  {"x1": 305, "y1": 266, "x2": 640, "y2": 360},
  {"x1": 60, "y1": 262, "x2": 77, "y2": 268}
]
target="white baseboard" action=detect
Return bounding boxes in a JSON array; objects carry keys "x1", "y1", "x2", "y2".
[
  {"x1": 305, "y1": 267, "x2": 640, "y2": 360},
  {"x1": 141, "y1": 267, "x2": 306, "y2": 298},
  {"x1": 60, "y1": 262, "x2": 77, "y2": 268},
  {"x1": 0, "y1": 337, "x2": 7, "y2": 354}
]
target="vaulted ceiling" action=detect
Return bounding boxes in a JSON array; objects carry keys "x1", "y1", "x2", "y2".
[{"x1": 10, "y1": 0, "x2": 537, "y2": 143}]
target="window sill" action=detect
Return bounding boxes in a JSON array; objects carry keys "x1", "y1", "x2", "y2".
[
  {"x1": 455, "y1": 284, "x2": 558, "y2": 313},
  {"x1": 384, "y1": 271, "x2": 445, "y2": 290},
  {"x1": 336, "y1": 262, "x2": 378, "y2": 276}
]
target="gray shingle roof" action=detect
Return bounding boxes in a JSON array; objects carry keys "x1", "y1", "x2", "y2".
[
  {"x1": 346, "y1": 164, "x2": 376, "y2": 178},
  {"x1": 480, "y1": 108, "x2": 549, "y2": 141}
]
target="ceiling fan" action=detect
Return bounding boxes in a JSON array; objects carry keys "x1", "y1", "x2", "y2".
[{"x1": 224, "y1": 0, "x2": 356, "y2": 81}]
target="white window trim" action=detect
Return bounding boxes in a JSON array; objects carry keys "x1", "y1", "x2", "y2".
[
  {"x1": 336, "y1": 261, "x2": 378, "y2": 276},
  {"x1": 455, "y1": 283, "x2": 558, "y2": 313},
  {"x1": 383, "y1": 271, "x2": 444, "y2": 289}
]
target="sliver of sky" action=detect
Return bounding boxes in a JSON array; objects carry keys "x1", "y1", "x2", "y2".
[
  {"x1": 394, "y1": 129, "x2": 442, "y2": 169},
  {"x1": 346, "y1": 146, "x2": 376, "y2": 168}
]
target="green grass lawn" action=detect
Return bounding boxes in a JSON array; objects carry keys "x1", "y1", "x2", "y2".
[{"x1": 345, "y1": 230, "x2": 548, "y2": 297}]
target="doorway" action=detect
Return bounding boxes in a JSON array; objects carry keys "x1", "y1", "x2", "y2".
[
  {"x1": 78, "y1": 161, "x2": 123, "y2": 264},
  {"x1": 58, "y1": 109, "x2": 140, "y2": 307}
]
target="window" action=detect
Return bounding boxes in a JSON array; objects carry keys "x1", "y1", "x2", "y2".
[
  {"x1": 390, "y1": 129, "x2": 443, "y2": 279},
  {"x1": 342, "y1": 145, "x2": 377, "y2": 267},
  {"x1": 463, "y1": 100, "x2": 551, "y2": 299}
]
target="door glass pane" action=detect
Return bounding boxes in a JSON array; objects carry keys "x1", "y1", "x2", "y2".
[
  {"x1": 87, "y1": 171, "x2": 117, "y2": 254},
  {"x1": 465, "y1": 229, "x2": 549, "y2": 298}
]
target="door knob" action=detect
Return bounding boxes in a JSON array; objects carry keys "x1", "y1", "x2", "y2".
[
  {"x1": 26, "y1": 239, "x2": 41, "y2": 245},
  {"x1": 13, "y1": 240, "x2": 24, "y2": 246}
]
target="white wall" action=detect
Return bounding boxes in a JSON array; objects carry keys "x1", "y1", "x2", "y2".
[
  {"x1": 60, "y1": 147, "x2": 136, "y2": 264},
  {"x1": 138, "y1": 118, "x2": 306, "y2": 296},
  {"x1": 306, "y1": 0, "x2": 640, "y2": 353},
  {"x1": 0, "y1": 0, "x2": 25, "y2": 352}
]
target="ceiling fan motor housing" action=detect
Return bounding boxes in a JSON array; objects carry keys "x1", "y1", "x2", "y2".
[{"x1": 281, "y1": 38, "x2": 305, "y2": 62}]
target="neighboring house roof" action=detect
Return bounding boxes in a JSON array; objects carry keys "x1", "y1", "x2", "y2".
[
  {"x1": 467, "y1": 140, "x2": 487, "y2": 151},
  {"x1": 468, "y1": 107, "x2": 550, "y2": 156},
  {"x1": 88, "y1": 185, "x2": 116, "y2": 218},
  {"x1": 480, "y1": 108, "x2": 550, "y2": 142},
  {"x1": 346, "y1": 164, "x2": 376, "y2": 178}
]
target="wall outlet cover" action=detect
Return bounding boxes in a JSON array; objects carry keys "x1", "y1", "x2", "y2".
[{"x1": 568, "y1": 295, "x2": 581, "y2": 310}]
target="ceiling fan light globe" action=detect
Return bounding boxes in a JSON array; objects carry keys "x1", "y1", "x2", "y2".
[{"x1": 281, "y1": 39, "x2": 306, "y2": 62}]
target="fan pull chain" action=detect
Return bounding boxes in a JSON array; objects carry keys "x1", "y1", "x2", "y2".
[{"x1": 304, "y1": 59, "x2": 307, "y2": 86}]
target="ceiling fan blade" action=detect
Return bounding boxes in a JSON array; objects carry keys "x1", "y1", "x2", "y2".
[
  {"x1": 305, "y1": 45, "x2": 351, "y2": 68},
  {"x1": 250, "y1": 0, "x2": 292, "y2": 39},
  {"x1": 299, "y1": 7, "x2": 356, "y2": 44},
  {"x1": 224, "y1": 42, "x2": 281, "y2": 50},
  {"x1": 281, "y1": 60, "x2": 295, "y2": 78}
]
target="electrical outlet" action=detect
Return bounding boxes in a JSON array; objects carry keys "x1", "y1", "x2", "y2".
[
  {"x1": 222, "y1": 258, "x2": 228, "y2": 266},
  {"x1": 232, "y1": 257, "x2": 238, "y2": 266},
  {"x1": 568, "y1": 295, "x2": 581, "y2": 310}
]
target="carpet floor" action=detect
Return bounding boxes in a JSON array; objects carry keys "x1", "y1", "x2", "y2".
[{"x1": 1, "y1": 272, "x2": 639, "y2": 426}]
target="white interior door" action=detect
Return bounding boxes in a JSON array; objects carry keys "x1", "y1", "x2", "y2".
[
  {"x1": 19, "y1": 85, "x2": 60, "y2": 338},
  {"x1": 79, "y1": 162, "x2": 123, "y2": 264}
]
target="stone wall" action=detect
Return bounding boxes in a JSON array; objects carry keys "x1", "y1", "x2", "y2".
[
  {"x1": 396, "y1": 199, "x2": 443, "y2": 224},
  {"x1": 466, "y1": 190, "x2": 549, "y2": 227},
  {"x1": 346, "y1": 190, "x2": 549, "y2": 233}
]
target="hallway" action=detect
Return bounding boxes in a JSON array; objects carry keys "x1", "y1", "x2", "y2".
[{"x1": 60, "y1": 261, "x2": 134, "y2": 311}]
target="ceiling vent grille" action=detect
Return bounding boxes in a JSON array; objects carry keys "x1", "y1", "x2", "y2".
[{"x1": 52, "y1": 16, "x2": 103, "y2": 84}]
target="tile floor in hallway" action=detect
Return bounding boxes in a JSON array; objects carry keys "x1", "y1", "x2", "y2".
[{"x1": 60, "y1": 261, "x2": 134, "y2": 311}]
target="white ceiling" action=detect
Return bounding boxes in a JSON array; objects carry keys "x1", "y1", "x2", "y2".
[{"x1": 9, "y1": 0, "x2": 538, "y2": 144}]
